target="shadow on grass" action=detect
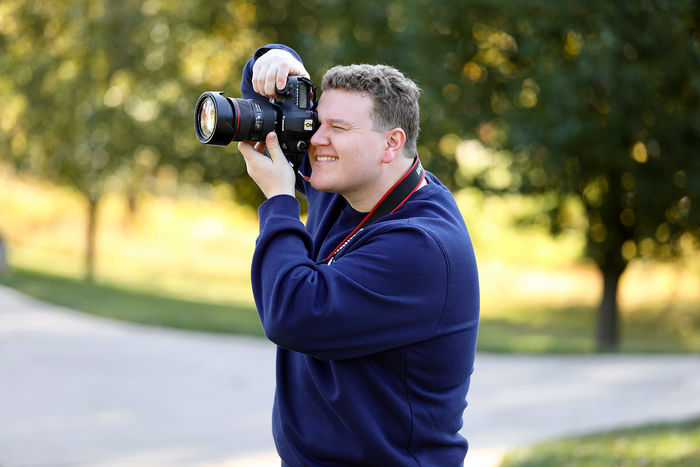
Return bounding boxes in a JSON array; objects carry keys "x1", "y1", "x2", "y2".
[{"x1": 0, "y1": 267, "x2": 264, "y2": 337}]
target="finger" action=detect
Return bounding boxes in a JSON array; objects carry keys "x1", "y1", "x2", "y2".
[
  {"x1": 238, "y1": 141, "x2": 268, "y2": 178},
  {"x1": 253, "y1": 63, "x2": 270, "y2": 95},
  {"x1": 237, "y1": 141, "x2": 254, "y2": 160},
  {"x1": 254, "y1": 141, "x2": 266, "y2": 153},
  {"x1": 264, "y1": 66, "x2": 279, "y2": 97},
  {"x1": 238, "y1": 140, "x2": 266, "y2": 160},
  {"x1": 276, "y1": 61, "x2": 291, "y2": 92},
  {"x1": 237, "y1": 143, "x2": 257, "y2": 177},
  {"x1": 290, "y1": 62, "x2": 310, "y2": 79},
  {"x1": 237, "y1": 142, "x2": 254, "y2": 172}
]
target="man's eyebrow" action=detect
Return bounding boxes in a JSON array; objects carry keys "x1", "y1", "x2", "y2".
[{"x1": 326, "y1": 118, "x2": 354, "y2": 127}]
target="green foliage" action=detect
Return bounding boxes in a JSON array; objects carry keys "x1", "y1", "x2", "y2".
[
  {"x1": 0, "y1": 0, "x2": 263, "y2": 201},
  {"x1": 0, "y1": 0, "x2": 272, "y2": 275},
  {"x1": 478, "y1": 1, "x2": 699, "y2": 271},
  {"x1": 455, "y1": 0, "x2": 699, "y2": 349},
  {"x1": 500, "y1": 418, "x2": 700, "y2": 467}
]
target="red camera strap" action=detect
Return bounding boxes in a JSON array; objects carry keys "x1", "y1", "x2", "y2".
[{"x1": 320, "y1": 157, "x2": 425, "y2": 265}]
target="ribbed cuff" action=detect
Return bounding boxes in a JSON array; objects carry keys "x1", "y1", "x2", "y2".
[{"x1": 258, "y1": 194, "x2": 300, "y2": 222}]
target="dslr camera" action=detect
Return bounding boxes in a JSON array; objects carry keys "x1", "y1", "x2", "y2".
[{"x1": 194, "y1": 76, "x2": 319, "y2": 169}]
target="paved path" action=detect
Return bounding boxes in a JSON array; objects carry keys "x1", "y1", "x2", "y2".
[{"x1": 1, "y1": 284, "x2": 699, "y2": 466}]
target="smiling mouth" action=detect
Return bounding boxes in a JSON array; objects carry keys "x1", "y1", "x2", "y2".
[{"x1": 315, "y1": 156, "x2": 338, "y2": 162}]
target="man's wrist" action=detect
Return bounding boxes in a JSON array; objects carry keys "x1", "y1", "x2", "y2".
[{"x1": 265, "y1": 190, "x2": 295, "y2": 200}]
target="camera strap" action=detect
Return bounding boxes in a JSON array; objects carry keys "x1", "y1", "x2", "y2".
[{"x1": 320, "y1": 157, "x2": 425, "y2": 265}]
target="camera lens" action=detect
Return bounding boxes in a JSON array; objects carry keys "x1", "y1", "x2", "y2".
[
  {"x1": 194, "y1": 92, "x2": 232, "y2": 145},
  {"x1": 194, "y1": 92, "x2": 276, "y2": 146},
  {"x1": 199, "y1": 96, "x2": 216, "y2": 139}
]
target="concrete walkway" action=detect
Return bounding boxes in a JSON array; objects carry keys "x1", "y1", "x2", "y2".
[{"x1": 1, "y1": 284, "x2": 699, "y2": 466}]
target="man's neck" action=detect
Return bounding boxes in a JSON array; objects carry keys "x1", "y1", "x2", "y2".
[
  {"x1": 344, "y1": 157, "x2": 425, "y2": 213},
  {"x1": 344, "y1": 189, "x2": 388, "y2": 213}
]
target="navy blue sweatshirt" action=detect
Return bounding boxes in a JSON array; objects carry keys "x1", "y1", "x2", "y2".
[{"x1": 243, "y1": 45, "x2": 480, "y2": 466}]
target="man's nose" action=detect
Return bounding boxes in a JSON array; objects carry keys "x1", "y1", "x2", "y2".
[{"x1": 310, "y1": 124, "x2": 328, "y2": 147}]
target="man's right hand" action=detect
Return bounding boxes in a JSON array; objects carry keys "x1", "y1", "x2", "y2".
[{"x1": 252, "y1": 49, "x2": 310, "y2": 98}]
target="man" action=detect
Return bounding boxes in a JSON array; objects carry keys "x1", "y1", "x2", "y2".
[{"x1": 237, "y1": 44, "x2": 479, "y2": 466}]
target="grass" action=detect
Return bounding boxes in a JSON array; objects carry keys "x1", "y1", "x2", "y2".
[
  {"x1": 477, "y1": 302, "x2": 700, "y2": 354},
  {"x1": 0, "y1": 267, "x2": 264, "y2": 336},
  {"x1": 500, "y1": 418, "x2": 700, "y2": 467},
  {"x1": 1, "y1": 166, "x2": 698, "y2": 353},
  {"x1": 2, "y1": 264, "x2": 698, "y2": 353}
]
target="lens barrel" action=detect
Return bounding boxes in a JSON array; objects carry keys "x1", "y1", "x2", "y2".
[{"x1": 194, "y1": 92, "x2": 276, "y2": 146}]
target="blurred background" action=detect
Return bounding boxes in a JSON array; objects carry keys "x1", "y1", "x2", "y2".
[{"x1": 1, "y1": 0, "x2": 699, "y2": 463}]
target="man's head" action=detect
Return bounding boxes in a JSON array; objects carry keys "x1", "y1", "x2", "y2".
[
  {"x1": 308, "y1": 64, "x2": 422, "y2": 211},
  {"x1": 320, "y1": 64, "x2": 421, "y2": 157}
]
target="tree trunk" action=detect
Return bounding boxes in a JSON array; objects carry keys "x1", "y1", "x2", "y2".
[
  {"x1": 595, "y1": 254, "x2": 627, "y2": 352},
  {"x1": 85, "y1": 196, "x2": 99, "y2": 282},
  {"x1": 125, "y1": 191, "x2": 138, "y2": 229},
  {"x1": 0, "y1": 232, "x2": 8, "y2": 276}
]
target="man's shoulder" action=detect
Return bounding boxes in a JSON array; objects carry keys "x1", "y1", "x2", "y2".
[{"x1": 402, "y1": 175, "x2": 469, "y2": 234}]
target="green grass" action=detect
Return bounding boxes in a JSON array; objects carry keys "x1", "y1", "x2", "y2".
[
  {"x1": 0, "y1": 267, "x2": 264, "y2": 337},
  {"x1": 476, "y1": 304, "x2": 700, "y2": 354},
  {"x1": 477, "y1": 305, "x2": 596, "y2": 353},
  {"x1": 3, "y1": 266, "x2": 698, "y2": 353},
  {"x1": 500, "y1": 418, "x2": 700, "y2": 467}
]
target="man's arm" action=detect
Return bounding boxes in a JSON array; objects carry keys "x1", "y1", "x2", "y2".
[
  {"x1": 237, "y1": 44, "x2": 310, "y2": 199},
  {"x1": 251, "y1": 207, "x2": 473, "y2": 361}
]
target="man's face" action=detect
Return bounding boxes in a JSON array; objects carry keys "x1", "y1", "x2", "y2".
[{"x1": 308, "y1": 89, "x2": 388, "y2": 200}]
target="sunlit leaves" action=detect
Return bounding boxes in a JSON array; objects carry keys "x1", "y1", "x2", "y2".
[
  {"x1": 630, "y1": 142, "x2": 648, "y2": 164},
  {"x1": 1, "y1": 0, "x2": 265, "y2": 196},
  {"x1": 458, "y1": 0, "x2": 700, "y2": 270},
  {"x1": 563, "y1": 30, "x2": 583, "y2": 58}
]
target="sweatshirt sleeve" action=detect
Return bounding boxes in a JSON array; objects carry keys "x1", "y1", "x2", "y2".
[{"x1": 252, "y1": 195, "x2": 456, "y2": 361}]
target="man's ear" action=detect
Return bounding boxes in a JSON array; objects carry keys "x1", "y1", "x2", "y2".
[{"x1": 382, "y1": 128, "x2": 407, "y2": 163}]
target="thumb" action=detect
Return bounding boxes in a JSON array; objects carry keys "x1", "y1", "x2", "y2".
[{"x1": 265, "y1": 132, "x2": 286, "y2": 162}]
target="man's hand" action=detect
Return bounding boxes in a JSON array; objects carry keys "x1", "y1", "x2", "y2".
[
  {"x1": 238, "y1": 132, "x2": 296, "y2": 199},
  {"x1": 252, "y1": 49, "x2": 310, "y2": 98}
]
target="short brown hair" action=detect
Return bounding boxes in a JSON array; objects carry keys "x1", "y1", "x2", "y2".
[{"x1": 321, "y1": 64, "x2": 421, "y2": 157}]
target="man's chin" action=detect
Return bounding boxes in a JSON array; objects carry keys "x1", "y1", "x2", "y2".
[{"x1": 309, "y1": 177, "x2": 340, "y2": 194}]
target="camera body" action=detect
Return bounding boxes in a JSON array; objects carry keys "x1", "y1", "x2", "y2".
[{"x1": 194, "y1": 76, "x2": 319, "y2": 169}]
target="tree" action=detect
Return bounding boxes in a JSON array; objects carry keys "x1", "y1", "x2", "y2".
[
  {"x1": 459, "y1": 1, "x2": 700, "y2": 350},
  {"x1": 0, "y1": 0, "x2": 262, "y2": 280},
  {"x1": 256, "y1": 0, "x2": 699, "y2": 350}
]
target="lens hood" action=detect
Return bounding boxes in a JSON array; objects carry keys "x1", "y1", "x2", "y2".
[{"x1": 194, "y1": 92, "x2": 235, "y2": 145}]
